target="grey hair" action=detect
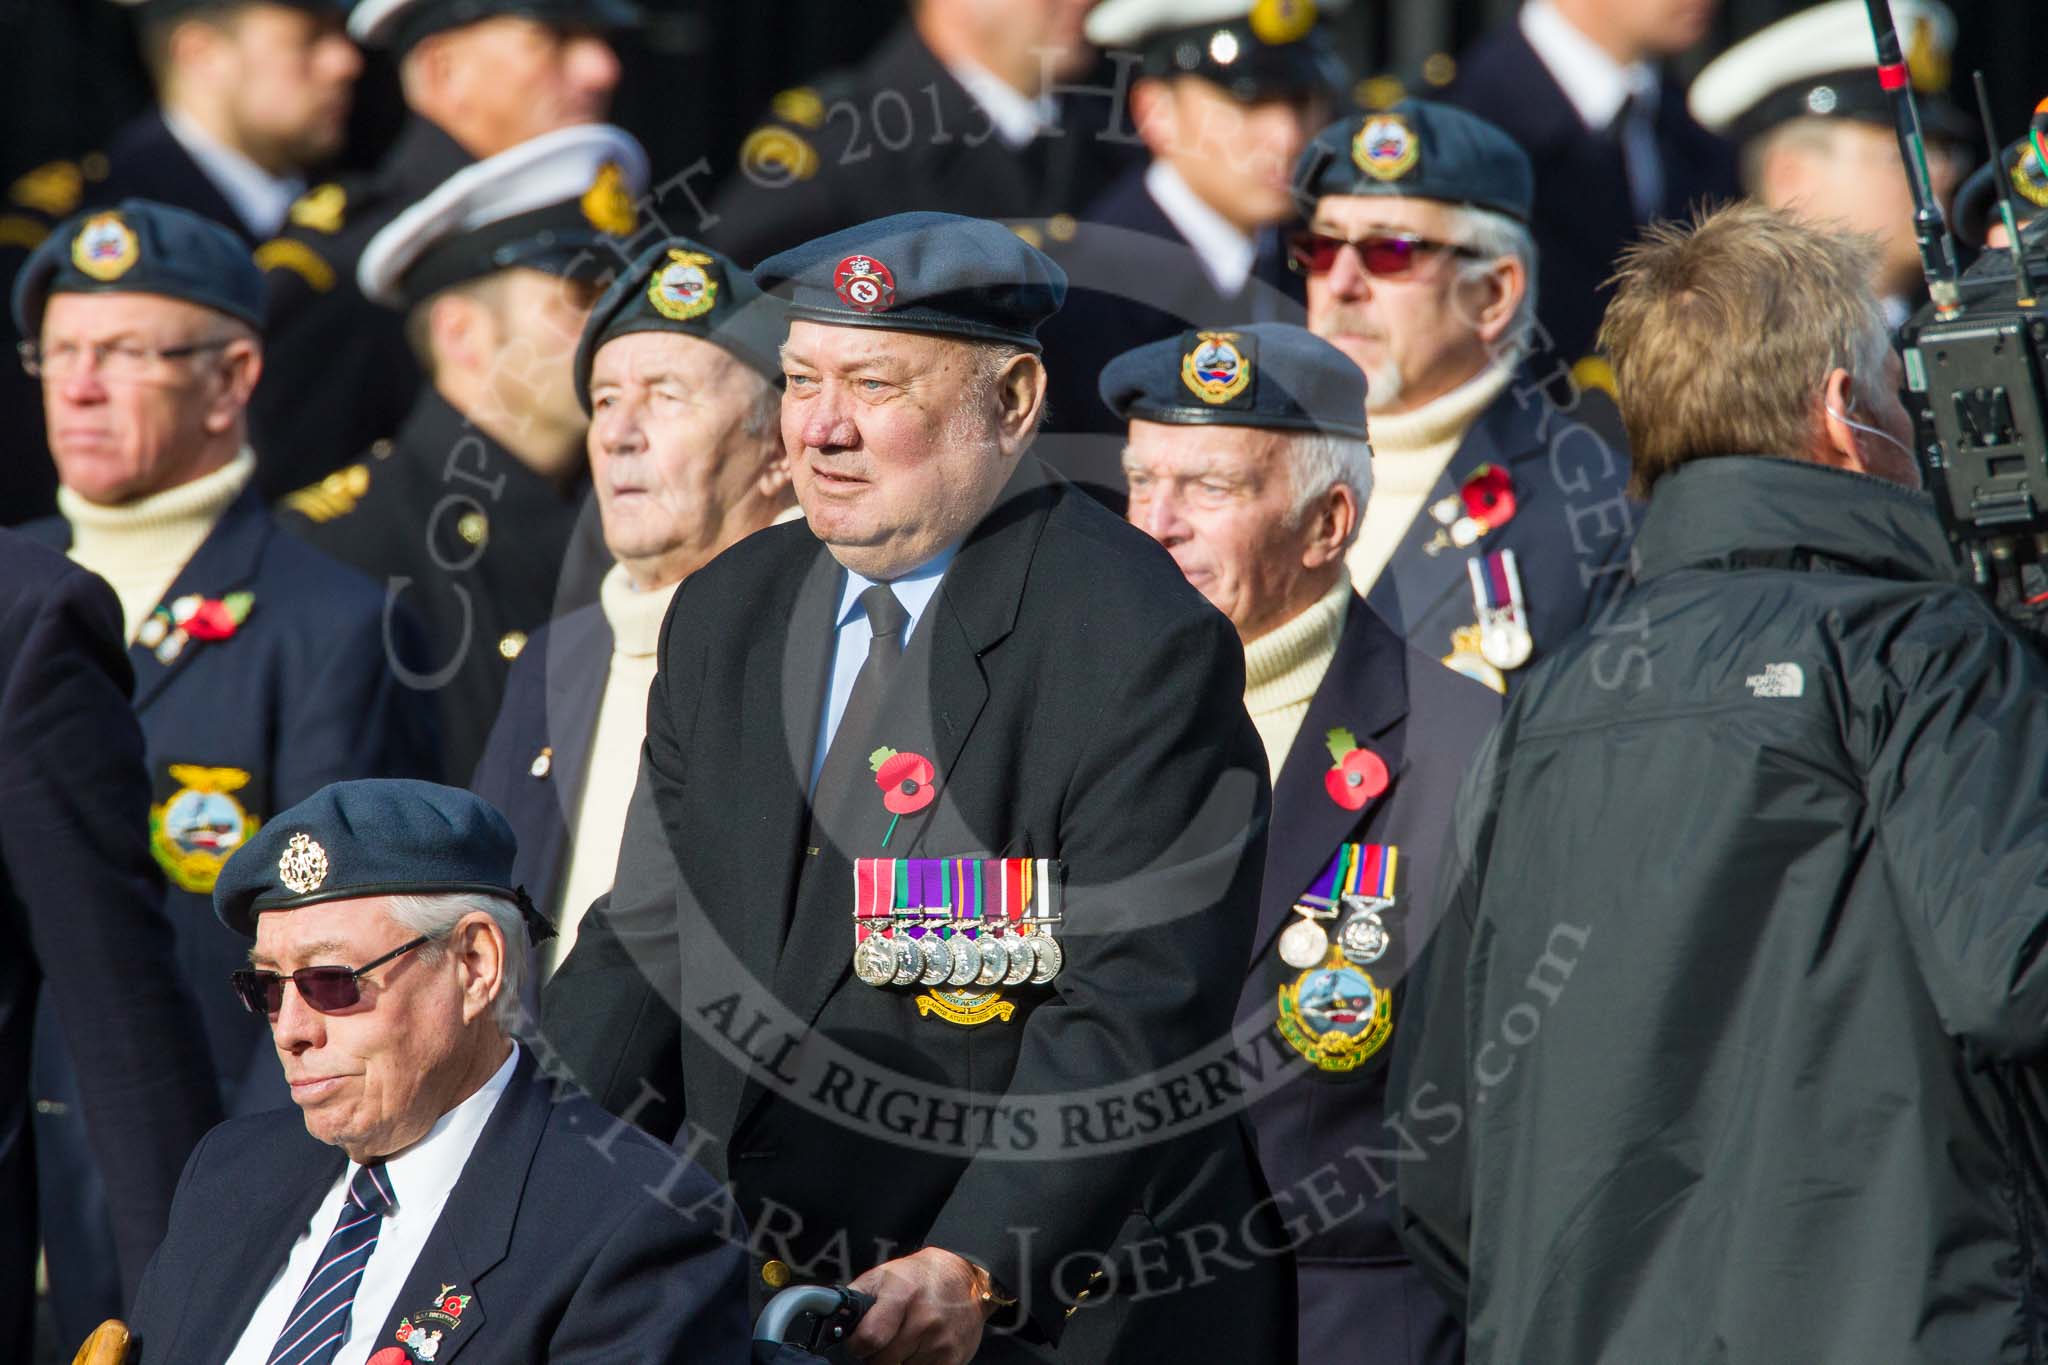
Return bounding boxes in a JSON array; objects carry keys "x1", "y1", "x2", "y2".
[
  {"x1": 740, "y1": 368, "x2": 781, "y2": 442},
  {"x1": 970, "y1": 341, "x2": 1048, "y2": 438},
  {"x1": 1286, "y1": 431, "x2": 1375, "y2": 549},
  {"x1": 1448, "y1": 204, "x2": 1539, "y2": 365},
  {"x1": 382, "y1": 891, "x2": 528, "y2": 1033}
]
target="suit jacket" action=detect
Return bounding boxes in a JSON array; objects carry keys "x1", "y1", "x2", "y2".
[
  {"x1": 281, "y1": 389, "x2": 610, "y2": 783},
  {"x1": 248, "y1": 116, "x2": 475, "y2": 500},
  {"x1": 546, "y1": 458, "x2": 1293, "y2": 1359},
  {"x1": 705, "y1": 22, "x2": 1139, "y2": 267},
  {"x1": 0, "y1": 533, "x2": 220, "y2": 1353},
  {"x1": 129, "y1": 1047, "x2": 751, "y2": 1364},
  {"x1": 83, "y1": 110, "x2": 259, "y2": 242},
  {"x1": 470, "y1": 604, "x2": 613, "y2": 924},
  {"x1": 1368, "y1": 372, "x2": 1636, "y2": 697},
  {"x1": 1238, "y1": 597, "x2": 1497, "y2": 1365},
  {"x1": 1032, "y1": 167, "x2": 1304, "y2": 502},
  {"x1": 26, "y1": 486, "x2": 440, "y2": 1109},
  {"x1": 1446, "y1": 23, "x2": 1738, "y2": 362}
]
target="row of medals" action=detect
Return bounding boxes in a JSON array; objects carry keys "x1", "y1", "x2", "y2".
[
  {"x1": 1279, "y1": 896, "x2": 1390, "y2": 970},
  {"x1": 854, "y1": 920, "x2": 1064, "y2": 989}
]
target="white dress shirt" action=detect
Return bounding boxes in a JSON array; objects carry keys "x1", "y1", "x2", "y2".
[
  {"x1": 223, "y1": 1044, "x2": 520, "y2": 1365},
  {"x1": 1520, "y1": 0, "x2": 1665, "y2": 219},
  {"x1": 1144, "y1": 161, "x2": 1257, "y2": 297},
  {"x1": 947, "y1": 57, "x2": 1056, "y2": 151},
  {"x1": 809, "y1": 549, "x2": 955, "y2": 792},
  {"x1": 161, "y1": 108, "x2": 305, "y2": 240}
]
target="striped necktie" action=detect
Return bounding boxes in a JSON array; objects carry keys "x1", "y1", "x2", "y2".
[{"x1": 265, "y1": 1162, "x2": 397, "y2": 1365}]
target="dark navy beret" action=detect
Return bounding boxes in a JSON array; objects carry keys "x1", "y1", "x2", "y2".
[
  {"x1": 214, "y1": 779, "x2": 551, "y2": 941},
  {"x1": 1292, "y1": 100, "x2": 1535, "y2": 224},
  {"x1": 11, "y1": 199, "x2": 266, "y2": 338},
  {"x1": 349, "y1": 0, "x2": 638, "y2": 52},
  {"x1": 753, "y1": 211, "x2": 1067, "y2": 351},
  {"x1": 573, "y1": 238, "x2": 786, "y2": 411},
  {"x1": 1099, "y1": 322, "x2": 1368, "y2": 439},
  {"x1": 1953, "y1": 135, "x2": 2048, "y2": 249}
]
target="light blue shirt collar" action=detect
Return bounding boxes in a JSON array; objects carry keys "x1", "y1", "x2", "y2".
[
  {"x1": 831, "y1": 545, "x2": 957, "y2": 639},
  {"x1": 810, "y1": 545, "x2": 959, "y2": 792}
]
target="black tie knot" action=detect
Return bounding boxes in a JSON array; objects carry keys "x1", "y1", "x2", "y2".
[{"x1": 861, "y1": 584, "x2": 909, "y2": 660}]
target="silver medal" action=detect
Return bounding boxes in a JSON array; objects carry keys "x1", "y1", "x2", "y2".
[
  {"x1": 854, "y1": 932, "x2": 895, "y2": 986},
  {"x1": 1028, "y1": 932, "x2": 1063, "y2": 984},
  {"x1": 1278, "y1": 915, "x2": 1329, "y2": 969},
  {"x1": 975, "y1": 936, "x2": 1010, "y2": 986},
  {"x1": 1003, "y1": 933, "x2": 1038, "y2": 986},
  {"x1": 947, "y1": 935, "x2": 982, "y2": 987},
  {"x1": 1339, "y1": 910, "x2": 1389, "y2": 965},
  {"x1": 1479, "y1": 618, "x2": 1534, "y2": 671},
  {"x1": 891, "y1": 934, "x2": 923, "y2": 986},
  {"x1": 918, "y1": 936, "x2": 952, "y2": 986}
]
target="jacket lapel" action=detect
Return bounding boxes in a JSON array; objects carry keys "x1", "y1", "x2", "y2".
[
  {"x1": 1253, "y1": 598, "x2": 1411, "y2": 959},
  {"x1": 532, "y1": 608, "x2": 613, "y2": 905},
  {"x1": 175, "y1": 1126, "x2": 343, "y2": 1363},
  {"x1": 1366, "y1": 382, "x2": 1545, "y2": 647},
  {"x1": 743, "y1": 546, "x2": 841, "y2": 990},
  {"x1": 129, "y1": 487, "x2": 272, "y2": 712},
  {"x1": 366, "y1": 1049, "x2": 550, "y2": 1364}
]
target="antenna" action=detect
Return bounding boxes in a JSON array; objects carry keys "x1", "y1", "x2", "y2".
[
  {"x1": 1863, "y1": 0, "x2": 1962, "y2": 315},
  {"x1": 1973, "y1": 70, "x2": 2038, "y2": 306}
]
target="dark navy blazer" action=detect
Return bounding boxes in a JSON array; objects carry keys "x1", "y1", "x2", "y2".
[
  {"x1": 0, "y1": 532, "x2": 220, "y2": 1351},
  {"x1": 129, "y1": 1046, "x2": 753, "y2": 1364},
  {"x1": 1368, "y1": 373, "x2": 1637, "y2": 697},
  {"x1": 25, "y1": 483, "x2": 442, "y2": 1339},
  {"x1": 470, "y1": 603, "x2": 613, "y2": 928},
  {"x1": 1446, "y1": 23, "x2": 1739, "y2": 362},
  {"x1": 1238, "y1": 595, "x2": 1499, "y2": 1365}
]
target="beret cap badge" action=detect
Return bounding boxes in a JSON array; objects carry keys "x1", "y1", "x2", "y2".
[
  {"x1": 1181, "y1": 331, "x2": 1253, "y2": 405},
  {"x1": 278, "y1": 832, "x2": 330, "y2": 895},
  {"x1": 1352, "y1": 114, "x2": 1420, "y2": 182},
  {"x1": 648, "y1": 249, "x2": 719, "y2": 321},
  {"x1": 71, "y1": 212, "x2": 140, "y2": 282},
  {"x1": 833, "y1": 254, "x2": 896, "y2": 313}
]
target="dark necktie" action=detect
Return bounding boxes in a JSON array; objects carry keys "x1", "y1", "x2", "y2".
[
  {"x1": 1614, "y1": 91, "x2": 1664, "y2": 223},
  {"x1": 264, "y1": 1163, "x2": 397, "y2": 1365},
  {"x1": 814, "y1": 584, "x2": 909, "y2": 794},
  {"x1": 788, "y1": 585, "x2": 911, "y2": 950}
]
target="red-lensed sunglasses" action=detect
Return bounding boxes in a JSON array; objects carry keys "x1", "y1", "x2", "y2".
[
  {"x1": 230, "y1": 935, "x2": 431, "y2": 1015},
  {"x1": 1286, "y1": 228, "x2": 1482, "y2": 278}
]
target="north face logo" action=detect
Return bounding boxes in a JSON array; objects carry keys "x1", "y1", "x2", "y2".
[{"x1": 1746, "y1": 662, "x2": 1805, "y2": 698}]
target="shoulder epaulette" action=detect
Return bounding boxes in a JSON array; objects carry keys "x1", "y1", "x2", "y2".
[{"x1": 284, "y1": 462, "x2": 371, "y2": 523}]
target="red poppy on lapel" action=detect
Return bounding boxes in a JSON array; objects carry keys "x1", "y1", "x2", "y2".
[
  {"x1": 872, "y1": 748, "x2": 938, "y2": 814},
  {"x1": 1324, "y1": 727, "x2": 1389, "y2": 810},
  {"x1": 1459, "y1": 463, "x2": 1517, "y2": 531}
]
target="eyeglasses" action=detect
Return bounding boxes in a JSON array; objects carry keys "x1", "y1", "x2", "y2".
[
  {"x1": 1285, "y1": 229, "x2": 1482, "y2": 279},
  {"x1": 230, "y1": 935, "x2": 433, "y2": 1016},
  {"x1": 18, "y1": 337, "x2": 234, "y2": 380}
]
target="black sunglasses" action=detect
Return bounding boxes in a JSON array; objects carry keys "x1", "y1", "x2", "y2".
[
  {"x1": 1286, "y1": 228, "x2": 1482, "y2": 279},
  {"x1": 230, "y1": 935, "x2": 432, "y2": 1016}
]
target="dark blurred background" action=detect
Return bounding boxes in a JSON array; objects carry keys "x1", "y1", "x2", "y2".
[{"x1": 3, "y1": 0, "x2": 2037, "y2": 205}]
